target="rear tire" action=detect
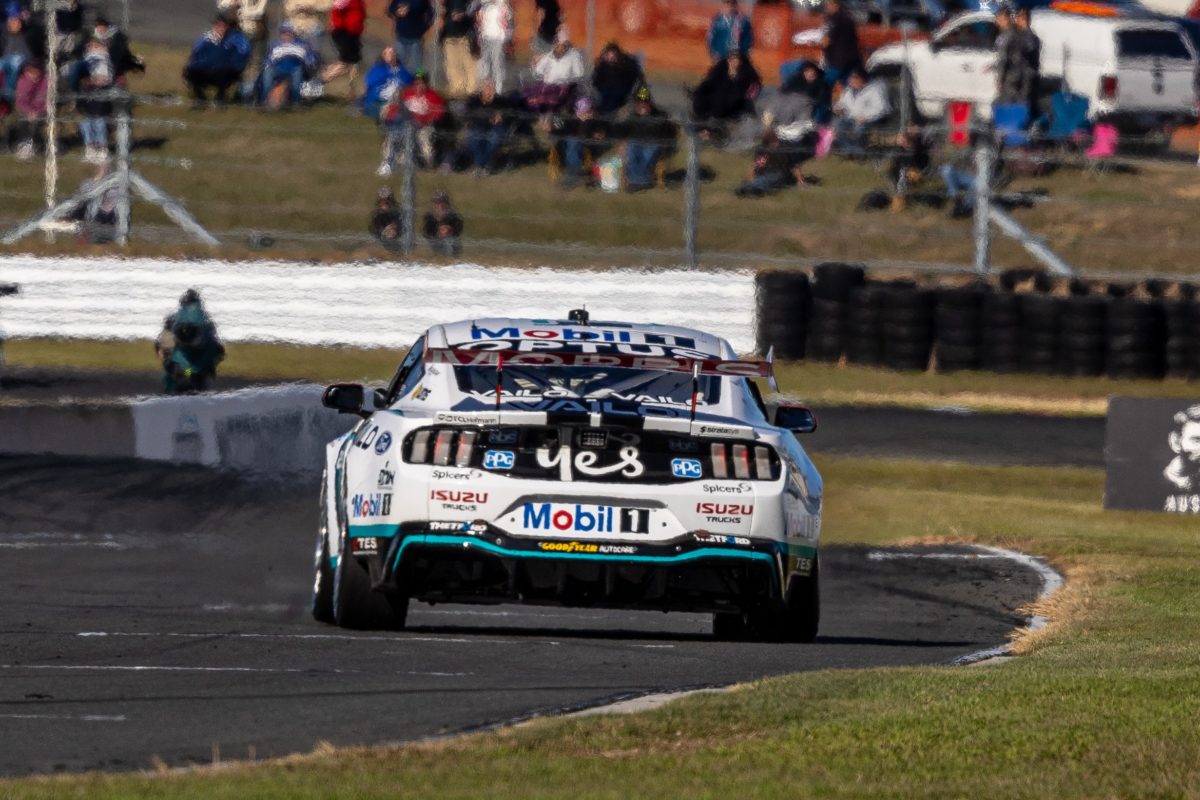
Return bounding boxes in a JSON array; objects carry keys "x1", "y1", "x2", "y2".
[
  {"x1": 333, "y1": 543, "x2": 408, "y2": 630},
  {"x1": 747, "y1": 557, "x2": 821, "y2": 643},
  {"x1": 712, "y1": 611, "x2": 746, "y2": 640},
  {"x1": 312, "y1": 487, "x2": 335, "y2": 624}
]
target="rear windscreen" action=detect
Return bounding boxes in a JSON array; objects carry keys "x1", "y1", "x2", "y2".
[{"x1": 1117, "y1": 29, "x2": 1192, "y2": 60}]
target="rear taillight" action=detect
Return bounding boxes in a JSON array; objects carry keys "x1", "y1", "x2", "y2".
[
  {"x1": 406, "y1": 428, "x2": 481, "y2": 466},
  {"x1": 710, "y1": 443, "x2": 778, "y2": 480},
  {"x1": 454, "y1": 430, "x2": 477, "y2": 467},
  {"x1": 432, "y1": 430, "x2": 455, "y2": 465},
  {"x1": 1099, "y1": 75, "x2": 1118, "y2": 100}
]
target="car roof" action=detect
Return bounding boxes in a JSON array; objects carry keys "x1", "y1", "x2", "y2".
[{"x1": 427, "y1": 318, "x2": 735, "y2": 359}]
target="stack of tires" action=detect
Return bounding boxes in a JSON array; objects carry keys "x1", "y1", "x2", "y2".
[
  {"x1": 806, "y1": 263, "x2": 865, "y2": 363},
  {"x1": 1017, "y1": 293, "x2": 1062, "y2": 375},
  {"x1": 1106, "y1": 297, "x2": 1166, "y2": 380},
  {"x1": 755, "y1": 271, "x2": 810, "y2": 360},
  {"x1": 980, "y1": 291, "x2": 1022, "y2": 373},
  {"x1": 933, "y1": 285, "x2": 986, "y2": 372},
  {"x1": 845, "y1": 283, "x2": 885, "y2": 366},
  {"x1": 878, "y1": 283, "x2": 935, "y2": 372},
  {"x1": 1057, "y1": 295, "x2": 1107, "y2": 377},
  {"x1": 1164, "y1": 288, "x2": 1200, "y2": 380}
]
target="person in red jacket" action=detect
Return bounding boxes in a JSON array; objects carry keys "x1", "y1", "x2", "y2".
[
  {"x1": 321, "y1": 0, "x2": 365, "y2": 98},
  {"x1": 401, "y1": 70, "x2": 447, "y2": 168}
]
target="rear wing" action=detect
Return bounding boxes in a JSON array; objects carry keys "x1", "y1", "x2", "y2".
[
  {"x1": 424, "y1": 346, "x2": 774, "y2": 380},
  {"x1": 425, "y1": 345, "x2": 779, "y2": 416}
]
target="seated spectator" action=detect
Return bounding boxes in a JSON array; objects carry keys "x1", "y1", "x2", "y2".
[
  {"x1": 691, "y1": 51, "x2": 760, "y2": 126},
  {"x1": 369, "y1": 186, "x2": 402, "y2": 248},
  {"x1": 524, "y1": 30, "x2": 583, "y2": 113},
  {"x1": 887, "y1": 124, "x2": 931, "y2": 210},
  {"x1": 591, "y1": 41, "x2": 642, "y2": 115},
  {"x1": 217, "y1": 0, "x2": 272, "y2": 67},
  {"x1": 77, "y1": 35, "x2": 114, "y2": 165},
  {"x1": 1, "y1": 15, "x2": 31, "y2": 102},
  {"x1": 553, "y1": 96, "x2": 608, "y2": 187},
  {"x1": 617, "y1": 85, "x2": 674, "y2": 191},
  {"x1": 259, "y1": 23, "x2": 318, "y2": 109},
  {"x1": 781, "y1": 60, "x2": 831, "y2": 125},
  {"x1": 361, "y1": 45, "x2": 413, "y2": 118},
  {"x1": 184, "y1": 14, "x2": 251, "y2": 108},
  {"x1": 401, "y1": 70, "x2": 448, "y2": 168},
  {"x1": 12, "y1": 59, "x2": 47, "y2": 161},
  {"x1": 735, "y1": 129, "x2": 803, "y2": 197},
  {"x1": 462, "y1": 78, "x2": 513, "y2": 174},
  {"x1": 832, "y1": 68, "x2": 890, "y2": 155},
  {"x1": 423, "y1": 190, "x2": 463, "y2": 255},
  {"x1": 93, "y1": 16, "x2": 144, "y2": 86},
  {"x1": 940, "y1": 156, "x2": 976, "y2": 218}
]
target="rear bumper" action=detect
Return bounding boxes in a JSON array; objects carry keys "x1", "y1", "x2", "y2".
[{"x1": 352, "y1": 525, "x2": 816, "y2": 615}]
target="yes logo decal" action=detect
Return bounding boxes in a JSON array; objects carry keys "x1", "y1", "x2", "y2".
[{"x1": 536, "y1": 445, "x2": 644, "y2": 481}]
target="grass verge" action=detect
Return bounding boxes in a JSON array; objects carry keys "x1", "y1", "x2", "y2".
[
  {"x1": 6, "y1": 337, "x2": 1199, "y2": 415},
  {"x1": 4, "y1": 456, "x2": 1200, "y2": 798}
]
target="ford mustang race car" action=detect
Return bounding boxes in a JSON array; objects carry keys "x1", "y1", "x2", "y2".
[{"x1": 312, "y1": 311, "x2": 824, "y2": 641}]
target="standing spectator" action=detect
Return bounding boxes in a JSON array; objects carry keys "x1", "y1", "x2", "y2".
[
  {"x1": 259, "y1": 24, "x2": 318, "y2": 109},
  {"x1": 362, "y1": 45, "x2": 413, "y2": 117},
  {"x1": 821, "y1": 0, "x2": 860, "y2": 89},
  {"x1": 592, "y1": 41, "x2": 643, "y2": 114},
  {"x1": 691, "y1": 51, "x2": 761, "y2": 124},
  {"x1": 388, "y1": 0, "x2": 434, "y2": 73},
  {"x1": 525, "y1": 30, "x2": 583, "y2": 112},
  {"x1": 462, "y1": 78, "x2": 512, "y2": 174},
  {"x1": 439, "y1": 0, "x2": 477, "y2": 99},
  {"x1": 369, "y1": 187, "x2": 403, "y2": 248},
  {"x1": 217, "y1": 0, "x2": 271, "y2": 67},
  {"x1": 423, "y1": 190, "x2": 463, "y2": 255},
  {"x1": 532, "y1": 0, "x2": 561, "y2": 56},
  {"x1": 92, "y1": 16, "x2": 144, "y2": 85},
  {"x1": 77, "y1": 36, "x2": 113, "y2": 165},
  {"x1": 995, "y1": 7, "x2": 1021, "y2": 104},
  {"x1": 619, "y1": 85, "x2": 674, "y2": 191},
  {"x1": 706, "y1": 0, "x2": 752, "y2": 62},
  {"x1": 553, "y1": 96, "x2": 608, "y2": 187},
  {"x1": 184, "y1": 15, "x2": 252, "y2": 108},
  {"x1": 284, "y1": 0, "x2": 334, "y2": 49},
  {"x1": 475, "y1": 0, "x2": 512, "y2": 93},
  {"x1": 321, "y1": 0, "x2": 366, "y2": 98},
  {"x1": 1014, "y1": 6, "x2": 1041, "y2": 117},
  {"x1": 832, "y1": 67, "x2": 890, "y2": 154},
  {"x1": 401, "y1": 70, "x2": 448, "y2": 167},
  {"x1": 12, "y1": 59, "x2": 46, "y2": 161},
  {"x1": 1, "y1": 15, "x2": 30, "y2": 101}
]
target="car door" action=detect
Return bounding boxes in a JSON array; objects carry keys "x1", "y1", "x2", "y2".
[{"x1": 921, "y1": 18, "x2": 1001, "y2": 115}]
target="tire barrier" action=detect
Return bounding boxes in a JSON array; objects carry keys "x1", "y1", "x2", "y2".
[
  {"x1": 755, "y1": 270, "x2": 810, "y2": 360},
  {"x1": 806, "y1": 263, "x2": 865, "y2": 364},
  {"x1": 755, "y1": 268, "x2": 1199, "y2": 382}
]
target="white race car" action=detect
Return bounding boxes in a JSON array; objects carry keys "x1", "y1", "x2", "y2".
[{"x1": 312, "y1": 311, "x2": 824, "y2": 641}]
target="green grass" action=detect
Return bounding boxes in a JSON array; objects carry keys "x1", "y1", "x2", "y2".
[
  {"x1": 8, "y1": 337, "x2": 1199, "y2": 415},
  {"x1": 5, "y1": 456, "x2": 1200, "y2": 798},
  {"x1": 3, "y1": 45, "x2": 1200, "y2": 274}
]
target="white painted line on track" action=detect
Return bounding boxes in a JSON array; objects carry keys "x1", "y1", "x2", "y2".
[
  {"x1": 75, "y1": 631, "x2": 523, "y2": 645},
  {"x1": 1, "y1": 664, "x2": 311, "y2": 674},
  {"x1": 0, "y1": 714, "x2": 127, "y2": 722},
  {"x1": 866, "y1": 551, "x2": 1010, "y2": 561}
]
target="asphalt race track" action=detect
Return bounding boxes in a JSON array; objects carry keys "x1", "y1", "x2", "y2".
[{"x1": 0, "y1": 455, "x2": 1045, "y2": 776}]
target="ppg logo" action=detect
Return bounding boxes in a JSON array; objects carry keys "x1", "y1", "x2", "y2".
[
  {"x1": 671, "y1": 458, "x2": 704, "y2": 479},
  {"x1": 483, "y1": 450, "x2": 515, "y2": 470}
]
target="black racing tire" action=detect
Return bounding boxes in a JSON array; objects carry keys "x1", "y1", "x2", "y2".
[
  {"x1": 711, "y1": 611, "x2": 746, "y2": 640},
  {"x1": 312, "y1": 482, "x2": 335, "y2": 624},
  {"x1": 745, "y1": 557, "x2": 821, "y2": 643},
  {"x1": 333, "y1": 539, "x2": 408, "y2": 630}
]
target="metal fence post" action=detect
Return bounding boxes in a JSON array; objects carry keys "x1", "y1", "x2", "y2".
[
  {"x1": 899, "y1": 23, "x2": 913, "y2": 132},
  {"x1": 44, "y1": 4, "x2": 59, "y2": 228},
  {"x1": 114, "y1": 102, "x2": 132, "y2": 246},
  {"x1": 585, "y1": 0, "x2": 596, "y2": 65},
  {"x1": 683, "y1": 126, "x2": 700, "y2": 269},
  {"x1": 973, "y1": 141, "x2": 992, "y2": 276},
  {"x1": 401, "y1": 124, "x2": 416, "y2": 253}
]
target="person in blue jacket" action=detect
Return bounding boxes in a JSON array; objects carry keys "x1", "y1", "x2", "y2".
[
  {"x1": 387, "y1": 0, "x2": 433, "y2": 73},
  {"x1": 258, "y1": 23, "x2": 318, "y2": 107},
  {"x1": 706, "y1": 0, "x2": 753, "y2": 62},
  {"x1": 182, "y1": 14, "x2": 251, "y2": 107},
  {"x1": 361, "y1": 45, "x2": 413, "y2": 118}
]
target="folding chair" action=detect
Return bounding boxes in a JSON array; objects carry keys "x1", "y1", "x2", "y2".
[
  {"x1": 1084, "y1": 123, "x2": 1118, "y2": 176},
  {"x1": 992, "y1": 103, "x2": 1031, "y2": 148},
  {"x1": 1043, "y1": 91, "x2": 1090, "y2": 146}
]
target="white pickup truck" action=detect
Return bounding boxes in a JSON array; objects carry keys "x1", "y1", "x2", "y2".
[{"x1": 866, "y1": 6, "x2": 1199, "y2": 133}]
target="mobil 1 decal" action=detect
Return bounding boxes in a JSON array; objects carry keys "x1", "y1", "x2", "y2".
[{"x1": 1105, "y1": 398, "x2": 1200, "y2": 513}]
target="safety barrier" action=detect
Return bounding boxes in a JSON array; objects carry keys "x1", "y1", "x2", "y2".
[
  {"x1": 757, "y1": 264, "x2": 1200, "y2": 381},
  {"x1": 0, "y1": 256, "x2": 757, "y2": 352}
]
